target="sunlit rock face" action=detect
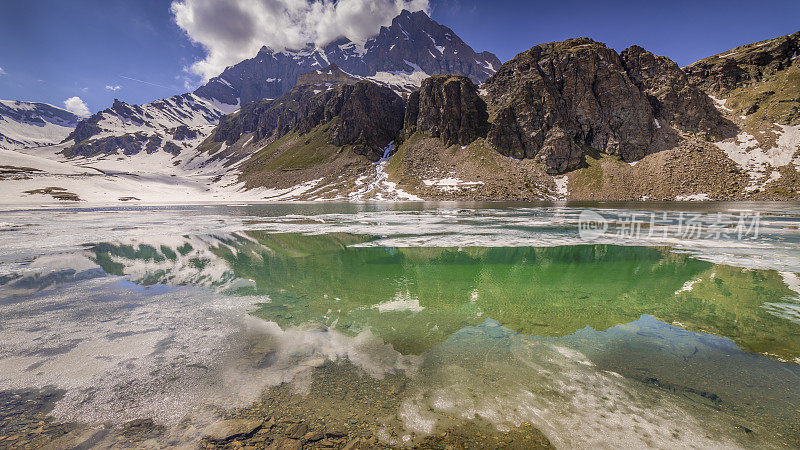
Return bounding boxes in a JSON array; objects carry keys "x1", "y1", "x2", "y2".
[{"x1": 482, "y1": 38, "x2": 732, "y2": 174}]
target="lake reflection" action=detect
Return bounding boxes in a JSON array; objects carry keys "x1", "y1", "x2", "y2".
[{"x1": 0, "y1": 205, "x2": 799, "y2": 448}]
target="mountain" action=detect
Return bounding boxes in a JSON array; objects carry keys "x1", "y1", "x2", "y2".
[
  {"x1": 0, "y1": 100, "x2": 83, "y2": 150},
  {"x1": 61, "y1": 94, "x2": 235, "y2": 158},
  {"x1": 3, "y1": 27, "x2": 800, "y2": 204},
  {"x1": 193, "y1": 64, "x2": 411, "y2": 199},
  {"x1": 53, "y1": 9, "x2": 497, "y2": 165},
  {"x1": 194, "y1": 10, "x2": 500, "y2": 105},
  {"x1": 202, "y1": 35, "x2": 797, "y2": 202}
]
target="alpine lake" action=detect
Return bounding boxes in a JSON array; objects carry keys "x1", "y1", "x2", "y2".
[{"x1": 0, "y1": 202, "x2": 799, "y2": 449}]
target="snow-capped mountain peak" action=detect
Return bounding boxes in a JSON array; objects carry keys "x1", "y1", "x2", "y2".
[{"x1": 194, "y1": 10, "x2": 500, "y2": 106}]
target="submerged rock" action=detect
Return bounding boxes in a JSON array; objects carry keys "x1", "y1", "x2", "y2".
[
  {"x1": 285, "y1": 422, "x2": 308, "y2": 439},
  {"x1": 204, "y1": 418, "x2": 264, "y2": 442}
]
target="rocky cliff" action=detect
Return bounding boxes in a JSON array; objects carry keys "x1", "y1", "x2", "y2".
[
  {"x1": 621, "y1": 45, "x2": 733, "y2": 138},
  {"x1": 482, "y1": 38, "x2": 657, "y2": 173},
  {"x1": 402, "y1": 75, "x2": 488, "y2": 147},
  {"x1": 208, "y1": 65, "x2": 404, "y2": 162}
]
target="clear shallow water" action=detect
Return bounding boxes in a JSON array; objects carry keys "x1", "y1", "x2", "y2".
[{"x1": 1, "y1": 202, "x2": 799, "y2": 448}]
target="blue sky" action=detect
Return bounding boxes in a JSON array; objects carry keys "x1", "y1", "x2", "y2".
[{"x1": 1, "y1": 0, "x2": 798, "y2": 114}]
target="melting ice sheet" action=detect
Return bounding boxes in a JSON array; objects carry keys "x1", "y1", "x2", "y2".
[{"x1": 0, "y1": 202, "x2": 799, "y2": 447}]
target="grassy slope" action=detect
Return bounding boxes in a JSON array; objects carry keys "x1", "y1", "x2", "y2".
[
  {"x1": 236, "y1": 120, "x2": 371, "y2": 196},
  {"x1": 727, "y1": 60, "x2": 800, "y2": 126}
]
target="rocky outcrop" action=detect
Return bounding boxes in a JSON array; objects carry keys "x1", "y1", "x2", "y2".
[
  {"x1": 483, "y1": 38, "x2": 655, "y2": 174},
  {"x1": 403, "y1": 75, "x2": 488, "y2": 146},
  {"x1": 170, "y1": 125, "x2": 198, "y2": 141},
  {"x1": 329, "y1": 81, "x2": 405, "y2": 158},
  {"x1": 479, "y1": 38, "x2": 736, "y2": 174},
  {"x1": 194, "y1": 10, "x2": 500, "y2": 104},
  {"x1": 65, "y1": 132, "x2": 152, "y2": 157},
  {"x1": 621, "y1": 45, "x2": 734, "y2": 138},
  {"x1": 209, "y1": 66, "x2": 404, "y2": 160}
]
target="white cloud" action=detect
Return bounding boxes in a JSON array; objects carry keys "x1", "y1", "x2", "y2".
[
  {"x1": 105, "y1": 85, "x2": 121, "y2": 91},
  {"x1": 63, "y1": 97, "x2": 91, "y2": 116},
  {"x1": 0, "y1": 67, "x2": 6, "y2": 76},
  {"x1": 171, "y1": 0, "x2": 429, "y2": 81}
]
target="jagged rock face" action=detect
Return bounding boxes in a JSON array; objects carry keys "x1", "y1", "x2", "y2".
[
  {"x1": 483, "y1": 38, "x2": 655, "y2": 174},
  {"x1": 685, "y1": 32, "x2": 799, "y2": 95},
  {"x1": 194, "y1": 49, "x2": 313, "y2": 106},
  {"x1": 194, "y1": 10, "x2": 500, "y2": 105},
  {"x1": 403, "y1": 75, "x2": 488, "y2": 147},
  {"x1": 0, "y1": 100, "x2": 82, "y2": 150},
  {"x1": 210, "y1": 68, "x2": 404, "y2": 161},
  {"x1": 621, "y1": 45, "x2": 732, "y2": 137}
]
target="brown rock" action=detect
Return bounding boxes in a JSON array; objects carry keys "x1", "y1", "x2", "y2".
[
  {"x1": 268, "y1": 437, "x2": 303, "y2": 450},
  {"x1": 325, "y1": 422, "x2": 349, "y2": 438},
  {"x1": 483, "y1": 38, "x2": 655, "y2": 174},
  {"x1": 204, "y1": 418, "x2": 263, "y2": 442},
  {"x1": 41, "y1": 426, "x2": 108, "y2": 450},
  {"x1": 304, "y1": 430, "x2": 325, "y2": 442},
  {"x1": 342, "y1": 438, "x2": 364, "y2": 450},
  {"x1": 285, "y1": 422, "x2": 308, "y2": 439}
]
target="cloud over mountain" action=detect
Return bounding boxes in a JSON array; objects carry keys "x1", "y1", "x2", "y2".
[
  {"x1": 171, "y1": 0, "x2": 429, "y2": 81},
  {"x1": 63, "y1": 96, "x2": 90, "y2": 116}
]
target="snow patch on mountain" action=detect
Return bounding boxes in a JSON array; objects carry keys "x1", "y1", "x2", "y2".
[
  {"x1": 716, "y1": 124, "x2": 800, "y2": 191},
  {"x1": 0, "y1": 100, "x2": 83, "y2": 150},
  {"x1": 0, "y1": 142, "x2": 275, "y2": 206}
]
